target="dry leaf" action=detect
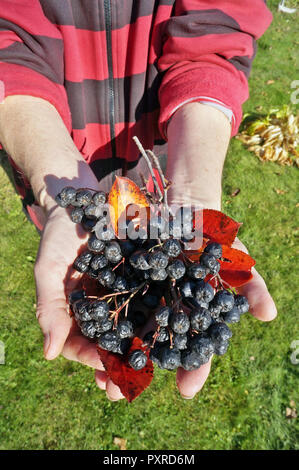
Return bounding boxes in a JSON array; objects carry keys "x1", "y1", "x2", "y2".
[
  {"x1": 231, "y1": 188, "x2": 241, "y2": 197},
  {"x1": 267, "y1": 80, "x2": 275, "y2": 85},
  {"x1": 274, "y1": 188, "x2": 287, "y2": 195},
  {"x1": 290, "y1": 400, "x2": 296, "y2": 408},
  {"x1": 250, "y1": 356, "x2": 255, "y2": 361},
  {"x1": 237, "y1": 106, "x2": 299, "y2": 167},
  {"x1": 114, "y1": 437, "x2": 127, "y2": 450},
  {"x1": 286, "y1": 407, "x2": 297, "y2": 419}
]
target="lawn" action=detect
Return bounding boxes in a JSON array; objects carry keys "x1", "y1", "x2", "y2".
[{"x1": 0, "y1": 1, "x2": 298, "y2": 450}]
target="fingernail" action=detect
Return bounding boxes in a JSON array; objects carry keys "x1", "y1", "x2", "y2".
[
  {"x1": 181, "y1": 394, "x2": 195, "y2": 400},
  {"x1": 106, "y1": 393, "x2": 119, "y2": 402},
  {"x1": 44, "y1": 333, "x2": 51, "y2": 357}
]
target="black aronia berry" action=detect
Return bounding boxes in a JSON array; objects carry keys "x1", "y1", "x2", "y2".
[{"x1": 57, "y1": 175, "x2": 251, "y2": 375}]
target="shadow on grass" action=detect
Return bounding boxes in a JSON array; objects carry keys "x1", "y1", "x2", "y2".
[{"x1": 0, "y1": 149, "x2": 15, "y2": 188}]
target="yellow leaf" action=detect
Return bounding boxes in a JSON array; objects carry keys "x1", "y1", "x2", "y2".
[{"x1": 108, "y1": 176, "x2": 149, "y2": 236}]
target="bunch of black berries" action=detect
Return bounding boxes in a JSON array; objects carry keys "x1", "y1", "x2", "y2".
[{"x1": 56, "y1": 186, "x2": 250, "y2": 373}]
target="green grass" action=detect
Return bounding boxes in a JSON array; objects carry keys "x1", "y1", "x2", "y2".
[{"x1": 0, "y1": 1, "x2": 298, "y2": 450}]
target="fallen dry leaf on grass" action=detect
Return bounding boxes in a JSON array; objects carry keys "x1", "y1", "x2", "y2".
[
  {"x1": 274, "y1": 188, "x2": 287, "y2": 195},
  {"x1": 286, "y1": 407, "x2": 297, "y2": 419},
  {"x1": 114, "y1": 437, "x2": 127, "y2": 450},
  {"x1": 237, "y1": 106, "x2": 299, "y2": 167},
  {"x1": 231, "y1": 188, "x2": 241, "y2": 197}
]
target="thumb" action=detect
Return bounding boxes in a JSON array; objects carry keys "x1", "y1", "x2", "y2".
[
  {"x1": 237, "y1": 268, "x2": 277, "y2": 322},
  {"x1": 176, "y1": 359, "x2": 212, "y2": 399},
  {"x1": 232, "y1": 239, "x2": 277, "y2": 322},
  {"x1": 35, "y1": 263, "x2": 73, "y2": 360}
]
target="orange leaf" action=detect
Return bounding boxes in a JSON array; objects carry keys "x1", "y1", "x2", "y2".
[
  {"x1": 108, "y1": 176, "x2": 149, "y2": 236},
  {"x1": 97, "y1": 337, "x2": 153, "y2": 402}
]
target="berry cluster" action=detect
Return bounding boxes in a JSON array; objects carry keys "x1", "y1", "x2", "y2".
[{"x1": 56, "y1": 186, "x2": 250, "y2": 373}]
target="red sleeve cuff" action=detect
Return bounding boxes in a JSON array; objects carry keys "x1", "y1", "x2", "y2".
[
  {"x1": 0, "y1": 62, "x2": 72, "y2": 133},
  {"x1": 158, "y1": 61, "x2": 249, "y2": 139}
]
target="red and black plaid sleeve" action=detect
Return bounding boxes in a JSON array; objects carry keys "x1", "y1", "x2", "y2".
[
  {"x1": 158, "y1": 0, "x2": 273, "y2": 137},
  {"x1": 0, "y1": 0, "x2": 272, "y2": 204},
  {"x1": 0, "y1": 0, "x2": 71, "y2": 131}
]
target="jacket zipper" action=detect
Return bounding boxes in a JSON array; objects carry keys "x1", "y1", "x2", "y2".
[{"x1": 104, "y1": 0, "x2": 117, "y2": 174}]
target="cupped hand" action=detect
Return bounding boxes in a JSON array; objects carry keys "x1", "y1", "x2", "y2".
[
  {"x1": 100, "y1": 236, "x2": 277, "y2": 403},
  {"x1": 176, "y1": 238, "x2": 277, "y2": 399},
  {"x1": 35, "y1": 208, "x2": 277, "y2": 403},
  {"x1": 34, "y1": 206, "x2": 122, "y2": 400}
]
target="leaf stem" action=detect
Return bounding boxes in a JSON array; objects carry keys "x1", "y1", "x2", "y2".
[{"x1": 133, "y1": 136, "x2": 163, "y2": 200}]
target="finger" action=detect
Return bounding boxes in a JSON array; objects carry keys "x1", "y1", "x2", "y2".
[
  {"x1": 106, "y1": 379, "x2": 125, "y2": 401},
  {"x1": 95, "y1": 370, "x2": 109, "y2": 390},
  {"x1": 34, "y1": 208, "x2": 90, "y2": 360},
  {"x1": 237, "y1": 268, "x2": 277, "y2": 322},
  {"x1": 62, "y1": 330, "x2": 105, "y2": 370},
  {"x1": 35, "y1": 264, "x2": 73, "y2": 360},
  {"x1": 176, "y1": 359, "x2": 212, "y2": 399},
  {"x1": 231, "y1": 239, "x2": 277, "y2": 322}
]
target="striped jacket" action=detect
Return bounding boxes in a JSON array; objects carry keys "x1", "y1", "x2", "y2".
[{"x1": 0, "y1": 0, "x2": 272, "y2": 206}]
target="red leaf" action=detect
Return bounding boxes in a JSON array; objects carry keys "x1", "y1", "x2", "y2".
[
  {"x1": 220, "y1": 270, "x2": 253, "y2": 288},
  {"x1": 219, "y1": 245, "x2": 256, "y2": 287},
  {"x1": 80, "y1": 276, "x2": 106, "y2": 297},
  {"x1": 194, "y1": 209, "x2": 241, "y2": 246},
  {"x1": 108, "y1": 176, "x2": 149, "y2": 236},
  {"x1": 205, "y1": 271, "x2": 253, "y2": 288},
  {"x1": 188, "y1": 244, "x2": 255, "y2": 288},
  {"x1": 97, "y1": 337, "x2": 153, "y2": 402},
  {"x1": 221, "y1": 245, "x2": 256, "y2": 271}
]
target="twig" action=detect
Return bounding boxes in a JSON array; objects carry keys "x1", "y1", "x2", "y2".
[
  {"x1": 112, "y1": 257, "x2": 125, "y2": 271},
  {"x1": 151, "y1": 326, "x2": 161, "y2": 349},
  {"x1": 219, "y1": 276, "x2": 237, "y2": 294},
  {"x1": 133, "y1": 136, "x2": 163, "y2": 200},
  {"x1": 168, "y1": 328, "x2": 174, "y2": 348},
  {"x1": 110, "y1": 282, "x2": 145, "y2": 318},
  {"x1": 139, "y1": 172, "x2": 158, "y2": 204},
  {"x1": 146, "y1": 149, "x2": 172, "y2": 213},
  {"x1": 98, "y1": 290, "x2": 132, "y2": 301},
  {"x1": 146, "y1": 149, "x2": 167, "y2": 189}
]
